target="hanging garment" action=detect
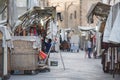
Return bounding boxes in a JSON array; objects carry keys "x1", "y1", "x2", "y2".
[
  {"x1": 107, "y1": 48, "x2": 110, "y2": 62},
  {"x1": 33, "y1": 27, "x2": 37, "y2": 36},
  {"x1": 115, "y1": 47, "x2": 118, "y2": 63}
]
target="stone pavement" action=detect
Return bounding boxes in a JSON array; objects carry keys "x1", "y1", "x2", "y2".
[{"x1": 9, "y1": 50, "x2": 120, "y2": 80}]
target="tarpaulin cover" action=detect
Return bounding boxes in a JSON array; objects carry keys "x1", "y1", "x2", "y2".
[
  {"x1": 103, "y1": 7, "x2": 113, "y2": 43},
  {"x1": 0, "y1": 25, "x2": 11, "y2": 40},
  {"x1": 103, "y1": 2, "x2": 120, "y2": 43},
  {"x1": 0, "y1": 25, "x2": 11, "y2": 48},
  {"x1": 108, "y1": 10, "x2": 120, "y2": 43}
]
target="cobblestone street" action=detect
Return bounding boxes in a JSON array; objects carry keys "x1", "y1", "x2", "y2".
[{"x1": 9, "y1": 50, "x2": 120, "y2": 80}]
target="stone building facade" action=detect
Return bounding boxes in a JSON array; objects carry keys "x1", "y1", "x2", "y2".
[
  {"x1": 48, "y1": 0, "x2": 102, "y2": 31},
  {"x1": 48, "y1": 0, "x2": 80, "y2": 31}
]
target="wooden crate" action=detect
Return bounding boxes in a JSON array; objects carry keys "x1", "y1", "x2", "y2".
[{"x1": 11, "y1": 40, "x2": 39, "y2": 70}]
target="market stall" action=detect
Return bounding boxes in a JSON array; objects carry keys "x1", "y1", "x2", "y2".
[
  {"x1": 10, "y1": 6, "x2": 56, "y2": 74},
  {"x1": 102, "y1": 2, "x2": 120, "y2": 77},
  {"x1": 86, "y1": 2, "x2": 110, "y2": 56},
  {"x1": 87, "y1": 1, "x2": 120, "y2": 78},
  {"x1": 86, "y1": 2, "x2": 111, "y2": 72}
]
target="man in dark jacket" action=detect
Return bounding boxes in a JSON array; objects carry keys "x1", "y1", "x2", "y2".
[{"x1": 45, "y1": 39, "x2": 52, "y2": 54}]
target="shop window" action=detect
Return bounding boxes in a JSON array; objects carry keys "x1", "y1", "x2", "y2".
[{"x1": 70, "y1": 13, "x2": 73, "y2": 19}]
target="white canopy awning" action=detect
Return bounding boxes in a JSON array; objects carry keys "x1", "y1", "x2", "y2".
[{"x1": 78, "y1": 26, "x2": 96, "y2": 31}]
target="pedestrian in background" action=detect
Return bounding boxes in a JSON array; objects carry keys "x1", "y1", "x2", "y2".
[{"x1": 87, "y1": 39, "x2": 92, "y2": 58}]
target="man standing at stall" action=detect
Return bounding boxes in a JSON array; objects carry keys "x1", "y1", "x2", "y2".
[{"x1": 45, "y1": 38, "x2": 52, "y2": 54}]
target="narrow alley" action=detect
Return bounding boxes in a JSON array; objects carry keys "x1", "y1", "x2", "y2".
[
  {"x1": 9, "y1": 50, "x2": 120, "y2": 80},
  {"x1": 1, "y1": 0, "x2": 120, "y2": 80}
]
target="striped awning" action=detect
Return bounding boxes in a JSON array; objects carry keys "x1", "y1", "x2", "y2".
[
  {"x1": 18, "y1": 6, "x2": 56, "y2": 21},
  {"x1": 86, "y1": 2, "x2": 111, "y2": 24}
]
